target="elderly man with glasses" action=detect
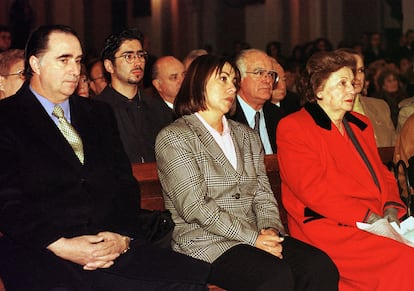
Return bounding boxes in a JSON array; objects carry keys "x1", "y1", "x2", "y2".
[
  {"x1": 0, "y1": 49, "x2": 25, "y2": 99},
  {"x1": 95, "y1": 28, "x2": 159, "y2": 163},
  {"x1": 228, "y1": 48, "x2": 281, "y2": 153}
]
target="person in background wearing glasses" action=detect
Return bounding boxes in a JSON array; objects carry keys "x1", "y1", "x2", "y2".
[
  {"x1": 86, "y1": 57, "x2": 108, "y2": 96},
  {"x1": 0, "y1": 49, "x2": 25, "y2": 99},
  {"x1": 96, "y1": 28, "x2": 159, "y2": 163},
  {"x1": 76, "y1": 63, "x2": 90, "y2": 98},
  {"x1": 228, "y1": 48, "x2": 280, "y2": 153}
]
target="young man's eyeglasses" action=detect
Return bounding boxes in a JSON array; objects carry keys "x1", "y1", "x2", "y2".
[
  {"x1": 115, "y1": 51, "x2": 148, "y2": 64},
  {"x1": 245, "y1": 69, "x2": 279, "y2": 86}
]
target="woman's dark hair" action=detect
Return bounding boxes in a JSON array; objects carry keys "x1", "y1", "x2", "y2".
[
  {"x1": 297, "y1": 50, "x2": 356, "y2": 104},
  {"x1": 101, "y1": 28, "x2": 144, "y2": 63},
  {"x1": 174, "y1": 55, "x2": 240, "y2": 117},
  {"x1": 24, "y1": 24, "x2": 82, "y2": 79}
]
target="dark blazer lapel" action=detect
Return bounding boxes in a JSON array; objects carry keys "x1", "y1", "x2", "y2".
[
  {"x1": 263, "y1": 101, "x2": 279, "y2": 153},
  {"x1": 228, "y1": 98, "x2": 249, "y2": 124},
  {"x1": 19, "y1": 87, "x2": 83, "y2": 169}
]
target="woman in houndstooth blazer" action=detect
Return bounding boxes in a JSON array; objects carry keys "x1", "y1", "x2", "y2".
[{"x1": 155, "y1": 55, "x2": 338, "y2": 291}]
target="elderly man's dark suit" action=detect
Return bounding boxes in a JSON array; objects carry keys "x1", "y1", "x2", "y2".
[
  {"x1": 263, "y1": 91, "x2": 301, "y2": 152},
  {"x1": 144, "y1": 88, "x2": 176, "y2": 135},
  {"x1": 229, "y1": 92, "x2": 300, "y2": 153},
  {"x1": 0, "y1": 83, "x2": 209, "y2": 290}
]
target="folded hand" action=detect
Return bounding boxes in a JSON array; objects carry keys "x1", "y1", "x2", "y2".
[
  {"x1": 255, "y1": 229, "x2": 284, "y2": 259},
  {"x1": 47, "y1": 232, "x2": 127, "y2": 270},
  {"x1": 384, "y1": 208, "x2": 400, "y2": 226}
]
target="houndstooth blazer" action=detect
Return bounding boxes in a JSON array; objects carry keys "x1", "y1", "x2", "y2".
[{"x1": 155, "y1": 114, "x2": 284, "y2": 263}]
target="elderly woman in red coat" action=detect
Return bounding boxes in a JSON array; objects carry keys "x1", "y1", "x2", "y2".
[{"x1": 277, "y1": 49, "x2": 414, "y2": 291}]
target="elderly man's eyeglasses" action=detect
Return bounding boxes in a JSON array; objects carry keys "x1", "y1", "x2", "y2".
[
  {"x1": 115, "y1": 51, "x2": 148, "y2": 64},
  {"x1": 245, "y1": 69, "x2": 279, "y2": 85},
  {"x1": 1, "y1": 70, "x2": 25, "y2": 80}
]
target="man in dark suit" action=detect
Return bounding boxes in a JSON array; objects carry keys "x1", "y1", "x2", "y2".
[
  {"x1": 145, "y1": 55, "x2": 185, "y2": 134},
  {"x1": 228, "y1": 49, "x2": 279, "y2": 154},
  {"x1": 0, "y1": 24, "x2": 209, "y2": 291},
  {"x1": 264, "y1": 58, "x2": 301, "y2": 152}
]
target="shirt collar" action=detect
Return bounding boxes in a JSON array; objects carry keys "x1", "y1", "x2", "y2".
[
  {"x1": 30, "y1": 85, "x2": 71, "y2": 122},
  {"x1": 164, "y1": 100, "x2": 174, "y2": 109},
  {"x1": 195, "y1": 112, "x2": 230, "y2": 136},
  {"x1": 237, "y1": 95, "x2": 262, "y2": 128}
]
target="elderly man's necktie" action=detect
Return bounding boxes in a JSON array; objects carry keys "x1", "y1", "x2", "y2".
[
  {"x1": 52, "y1": 105, "x2": 84, "y2": 164},
  {"x1": 254, "y1": 111, "x2": 261, "y2": 136}
]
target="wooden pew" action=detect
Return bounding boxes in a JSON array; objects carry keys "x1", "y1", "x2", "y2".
[{"x1": 133, "y1": 154, "x2": 286, "y2": 228}]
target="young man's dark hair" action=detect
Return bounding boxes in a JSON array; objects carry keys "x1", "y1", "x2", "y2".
[{"x1": 101, "y1": 28, "x2": 144, "y2": 62}]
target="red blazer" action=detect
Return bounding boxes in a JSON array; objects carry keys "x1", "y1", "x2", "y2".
[{"x1": 277, "y1": 103, "x2": 414, "y2": 291}]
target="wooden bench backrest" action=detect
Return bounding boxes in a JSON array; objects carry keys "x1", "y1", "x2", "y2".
[
  {"x1": 132, "y1": 154, "x2": 287, "y2": 227},
  {"x1": 133, "y1": 147, "x2": 394, "y2": 228}
]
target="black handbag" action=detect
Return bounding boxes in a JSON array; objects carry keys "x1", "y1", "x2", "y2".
[{"x1": 137, "y1": 209, "x2": 175, "y2": 248}]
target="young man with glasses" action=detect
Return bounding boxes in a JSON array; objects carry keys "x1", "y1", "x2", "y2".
[
  {"x1": 0, "y1": 49, "x2": 25, "y2": 99},
  {"x1": 228, "y1": 48, "x2": 281, "y2": 153},
  {"x1": 96, "y1": 28, "x2": 159, "y2": 163}
]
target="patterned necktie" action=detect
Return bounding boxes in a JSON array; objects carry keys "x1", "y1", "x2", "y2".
[
  {"x1": 52, "y1": 105, "x2": 84, "y2": 164},
  {"x1": 254, "y1": 111, "x2": 261, "y2": 136}
]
